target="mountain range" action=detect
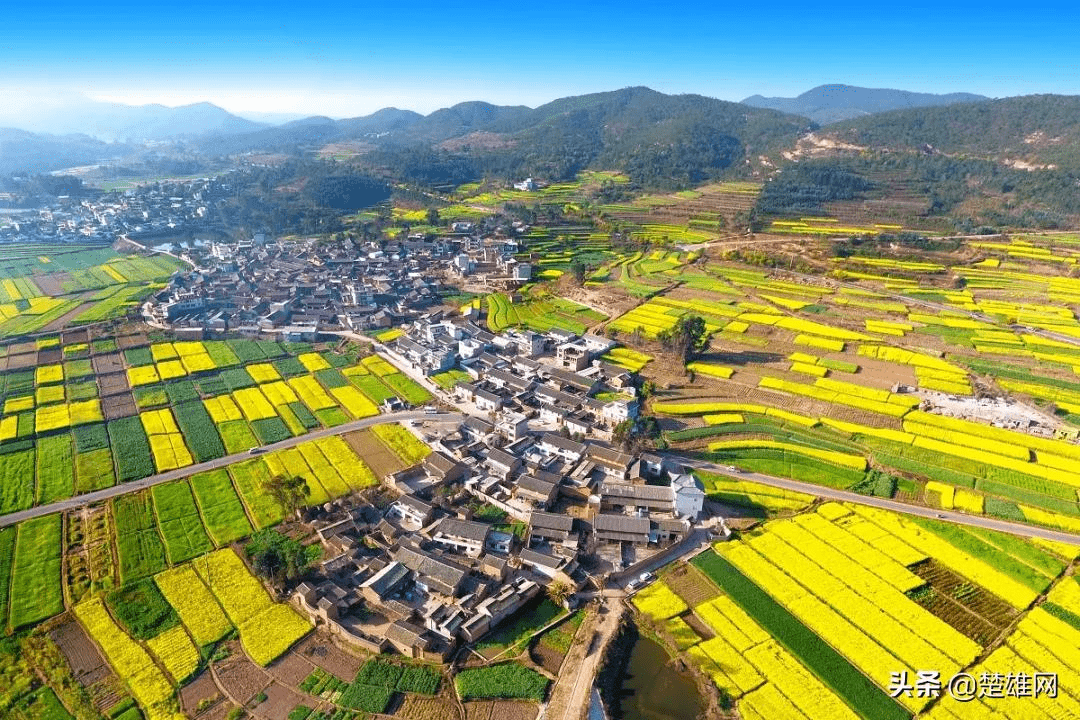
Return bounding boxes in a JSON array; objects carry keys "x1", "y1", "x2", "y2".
[
  {"x1": 0, "y1": 96, "x2": 266, "y2": 142},
  {"x1": 1, "y1": 84, "x2": 990, "y2": 149},
  {"x1": 6, "y1": 85, "x2": 1080, "y2": 192}
]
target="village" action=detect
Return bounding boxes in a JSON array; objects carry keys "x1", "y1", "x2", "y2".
[
  {"x1": 109, "y1": 173, "x2": 726, "y2": 677},
  {"x1": 285, "y1": 310, "x2": 713, "y2": 666}
]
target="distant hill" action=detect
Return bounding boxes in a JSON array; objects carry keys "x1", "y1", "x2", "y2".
[
  {"x1": 196, "y1": 86, "x2": 811, "y2": 187},
  {"x1": 404, "y1": 102, "x2": 533, "y2": 142},
  {"x1": 486, "y1": 87, "x2": 811, "y2": 184},
  {"x1": 336, "y1": 107, "x2": 424, "y2": 136},
  {"x1": 0, "y1": 129, "x2": 126, "y2": 175},
  {"x1": 0, "y1": 98, "x2": 266, "y2": 142},
  {"x1": 742, "y1": 84, "x2": 988, "y2": 125}
]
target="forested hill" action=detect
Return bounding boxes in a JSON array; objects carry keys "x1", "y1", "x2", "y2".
[
  {"x1": 196, "y1": 87, "x2": 813, "y2": 188},
  {"x1": 752, "y1": 95, "x2": 1080, "y2": 232},
  {"x1": 824, "y1": 94, "x2": 1080, "y2": 169},
  {"x1": 483, "y1": 87, "x2": 812, "y2": 185}
]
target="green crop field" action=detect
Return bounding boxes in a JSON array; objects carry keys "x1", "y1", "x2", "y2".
[
  {"x1": 74, "y1": 447, "x2": 115, "y2": 493},
  {"x1": 8, "y1": 514, "x2": 63, "y2": 630},
  {"x1": 190, "y1": 469, "x2": 253, "y2": 544},
  {"x1": 380, "y1": 373, "x2": 431, "y2": 405},
  {"x1": 454, "y1": 663, "x2": 549, "y2": 701},
  {"x1": 216, "y1": 419, "x2": 258, "y2": 453},
  {"x1": 35, "y1": 434, "x2": 74, "y2": 504},
  {"x1": 113, "y1": 492, "x2": 168, "y2": 584},
  {"x1": 229, "y1": 459, "x2": 284, "y2": 529},
  {"x1": 151, "y1": 481, "x2": 213, "y2": 563},
  {"x1": 0, "y1": 527, "x2": 14, "y2": 627},
  {"x1": 485, "y1": 292, "x2": 607, "y2": 335},
  {"x1": 108, "y1": 416, "x2": 155, "y2": 482},
  {"x1": 0, "y1": 448, "x2": 36, "y2": 514},
  {"x1": 172, "y1": 401, "x2": 226, "y2": 462}
]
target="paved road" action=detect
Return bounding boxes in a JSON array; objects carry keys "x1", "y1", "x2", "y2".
[
  {"x1": 679, "y1": 456, "x2": 1080, "y2": 544},
  {"x1": 0, "y1": 410, "x2": 463, "y2": 528},
  {"x1": 609, "y1": 528, "x2": 713, "y2": 587}
]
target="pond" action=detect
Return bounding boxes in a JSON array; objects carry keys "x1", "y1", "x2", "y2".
[{"x1": 616, "y1": 634, "x2": 706, "y2": 720}]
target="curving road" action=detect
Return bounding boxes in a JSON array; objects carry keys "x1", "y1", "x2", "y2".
[
  {"x1": 0, "y1": 410, "x2": 463, "y2": 528},
  {"x1": 678, "y1": 455, "x2": 1080, "y2": 544}
]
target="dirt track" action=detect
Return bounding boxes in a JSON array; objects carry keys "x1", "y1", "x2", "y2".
[{"x1": 542, "y1": 601, "x2": 625, "y2": 720}]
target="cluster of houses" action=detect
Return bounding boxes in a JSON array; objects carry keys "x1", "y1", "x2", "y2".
[
  {"x1": 388, "y1": 315, "x2": 642, "y2": 437},
  {"x1": 147, "y1": 214, "x2": 547, "y2": 338},
  {"x1": 292, "y1": 430, "x2": 703, "y2": 660},
  {"x1": 290, "y1": 316, "x2": 707, "y2": 659},
  {"x1": 147, "y1": 235, "x2": 454, "y2": 338},
  {"x1": 0, "y1": 176, "x2": 225, "y2": 244}
]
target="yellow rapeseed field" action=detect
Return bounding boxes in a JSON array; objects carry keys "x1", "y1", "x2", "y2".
[{"x1": 154, "y1": 565, "x2": 232, "y2": 645}]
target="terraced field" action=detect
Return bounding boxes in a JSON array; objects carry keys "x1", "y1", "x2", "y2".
[
  {"x1": 0, "y1": 244, "x2": 182, "y2": 338},
  {"x1": 594, "y1": 234, "x2": 1080, "y2": 536}
]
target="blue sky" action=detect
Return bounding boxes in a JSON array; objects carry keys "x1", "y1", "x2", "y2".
[{"x1": 5, "y1": 0, "x2": 1080, "y2": 118}]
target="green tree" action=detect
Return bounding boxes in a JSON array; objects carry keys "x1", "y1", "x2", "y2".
[
  {"x1": 263, "y1": 474, "x2": 309, "y2": 519},
  {"x1": 426, "y1": 207, "x2": 441, "y2": 226},
  {"x1": 246, "y1": 529, "x2": 321, "y2": 587},
  {"x1": 640, "y1": 380, "x2": 656, "y2": 400},
  {"x1": 547, "y1": 580, "x2": 573, "y2": 607},
  {"x1": 657, "y1": 314, "x2": 707, "y2": 362},
  {"x1": 569, "y1": 259, "x2": 589, "y2": 285},
  {"x1": 613, "y1": 416, "x2": 662, "y2": 454}
]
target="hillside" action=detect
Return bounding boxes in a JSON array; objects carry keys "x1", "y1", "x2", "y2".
[
  {"x1": 743, "y1": 84, "x2": 987, "y2": 124},
  {"x1": 824, "y1": 94, "x2": 1080, "y2": 168},
  {"x1": 753, "y1": 95, "x2": 1080, "y2": 231},
  {"x1": 490, "y1": 87, "x2": 811, "y2": 184}
]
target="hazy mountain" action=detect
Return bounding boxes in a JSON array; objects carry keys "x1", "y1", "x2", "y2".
[
  {"x1": 0, "y1": 97, "x2": 266, "y2": 142},
  {"x1": 336, "y1": 108, "x2": 423, "y2": 135},
  {"x1": 232, "y1": 110, "x2": 312, "y2": 125},
  {"x1": 742, "y1": 84, "x2": 988, "y2": 125},
  {"x1": 0, "y1": 128, "x2": 126, "y2": 175},
  {"x1": 403, "y1": 101, "x2": 534, "y2": 141}
]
